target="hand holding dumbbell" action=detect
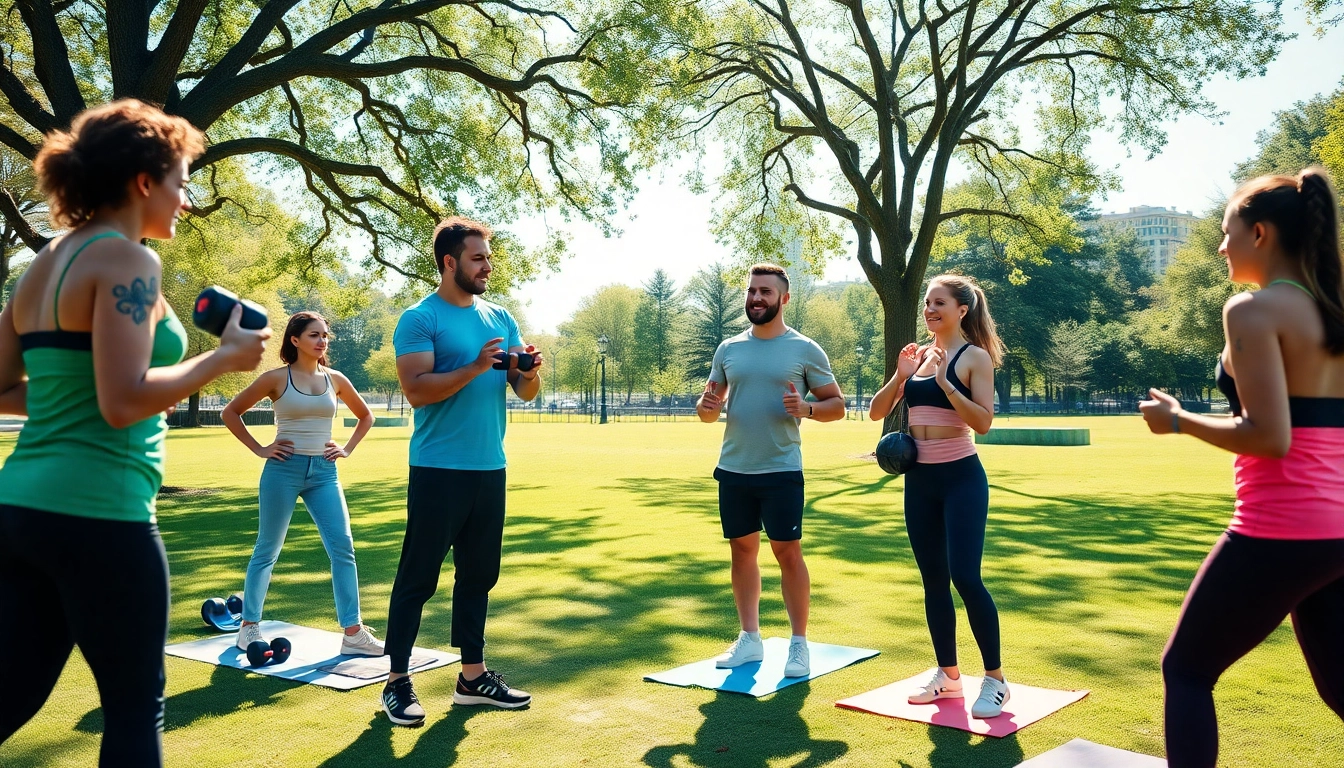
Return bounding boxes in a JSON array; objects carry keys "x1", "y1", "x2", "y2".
[{"x1": 192, "y1": 286, "x2": 272, "y2": 372}]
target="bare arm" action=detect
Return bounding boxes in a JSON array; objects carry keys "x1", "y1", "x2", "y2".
[
  {"x1": 0, "y1": 300, "x2": 25, "y2": 416},
  {"x1": 395, "y1": 337, "x2": 500, "y2": 410},
  {"x1": 507, "y1": 346, "x2": 544, "y2": 402},
  {"x1": 697, "y1": 380, "x2": 726, "y2": 423},
  {"x1": 92, "y1": 244, "x2": 270, "y2": 429},
  {"x1": 943, "y1": 349, "x2": 995, "y2": 434},
  {"x1": 1141, "y1": 295, "x2": 1292, "y2": 457},
  {"x1": 802, "y1": 381, "x2": 846, "y2": 422},
  {"x1": 331, "y1": 370, "x2": 374, "y2": 456},
  {"x1": 222, "y1": 370, "x2": 284, "y2": 455}
]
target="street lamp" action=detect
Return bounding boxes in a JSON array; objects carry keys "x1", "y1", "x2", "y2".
[
  {"x1": 855, "y1": 346, "x2": 865, "y2": 412},
  {"x1": 598, "y1": 334, "x2": 609, "y2": 425}
]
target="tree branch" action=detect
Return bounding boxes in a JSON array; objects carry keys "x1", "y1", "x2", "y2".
[
  {"x1": 140, "y1": 0, "x2": 209, "y2": 101},
  {"x1": 14, "y1": 0, "x2": 86, "y2": 123},
  {"x1": 0, "y1": 189, "x2": 47, "y2": 251}
]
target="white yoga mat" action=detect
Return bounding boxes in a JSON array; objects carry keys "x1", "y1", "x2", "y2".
[{"x1": 165, "y1": 620, "x2": 459, "y2": 690}]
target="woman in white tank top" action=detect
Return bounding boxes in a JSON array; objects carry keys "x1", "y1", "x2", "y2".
[{"x1": 222, "y1": 311, "x2": 383, "y2": 656}]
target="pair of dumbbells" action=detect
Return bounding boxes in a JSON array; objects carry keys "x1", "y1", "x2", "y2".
[
  {"x1": 200, "y1": 593, "x2": 244, "y2": 632},
  {"x1": 245, "y1": 637, "x2": 293, "y2": 667}
]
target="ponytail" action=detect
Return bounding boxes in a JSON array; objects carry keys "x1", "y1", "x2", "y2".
[
  {"x1": 929, "y1": 274, "x2": 1005, "y2": 367},
  {"x1": 1233, "y1": 167, "x2": 1344, "y2": 353}
]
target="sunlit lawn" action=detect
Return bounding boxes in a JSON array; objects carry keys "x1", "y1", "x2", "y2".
[{"x1": 1, "y1": 416, "x2": 1340, "y2": 767}]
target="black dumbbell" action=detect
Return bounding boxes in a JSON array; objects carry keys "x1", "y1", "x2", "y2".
[
  {"x1": 192, "y1": 286, "x2": 269, "y2": 337},
  {"x1": 246, "y1": 637, "x2": 292, "y2": 667},
  {"x1": 225, "y1": 593, "x2": 243, "y2": 615},
  {"x1": 492, "y1": 352, "x2": 537, "y2": 371}
]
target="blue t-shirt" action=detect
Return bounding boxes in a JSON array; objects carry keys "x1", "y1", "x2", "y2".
[{"x1": 392, "y1": 293, "x2": 523, "y2": 470}]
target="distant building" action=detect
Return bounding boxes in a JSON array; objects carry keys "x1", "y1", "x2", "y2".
[{"x1": 1096, "y1": 205, "x2": 1200, "y2": 274}]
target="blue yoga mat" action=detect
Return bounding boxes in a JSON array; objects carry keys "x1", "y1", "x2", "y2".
[{"x1": 644, "y1": 638, "x2": 879, "y2": 697}]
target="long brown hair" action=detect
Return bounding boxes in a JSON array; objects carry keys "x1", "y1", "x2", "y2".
[
  {"x1": 33, "y1": 99, "x2": 204, "y2": 229},
  {"x1": 928, "y1": 274, "x2": 1005, "y2": 367},
  {"x1": 280, "y1": 311, "x2": 329, "y2": 367},
  {"x1": 1232, "y1": 167, "x2": 1344, "y2": 354}
]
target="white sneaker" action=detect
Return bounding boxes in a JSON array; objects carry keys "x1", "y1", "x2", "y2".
[
  {"x1": 971, "y1": 676, "x2": 1011, "y2": 718},
  {"x1": 236, "y1": 623, "x2": 263, "y2": 651},
  {"x1": 784, "y1": 641, "x2": 810, "y2": 678},
  {"x1": 341, "y1": 625, "x2": 385, "y2": 657},
  {"x1": 713, "y1": 631, "x2": 764, "y2": 668},
  {"x1": 907, "y1": 668, "x2": 964, "y2": 704}
]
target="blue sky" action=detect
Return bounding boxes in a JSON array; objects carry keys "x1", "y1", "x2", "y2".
[{"x1": 508, "y1": 15, "x2": 1344, "y2": 335}]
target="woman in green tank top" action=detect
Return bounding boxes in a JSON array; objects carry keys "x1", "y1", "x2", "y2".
[{"x1": 0, "y1": 100, "x2": 271, "y2": 768}]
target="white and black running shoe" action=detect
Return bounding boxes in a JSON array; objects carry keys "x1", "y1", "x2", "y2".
[
  {"x1": 907, "y1": 668, "x2": 964, "y2": 704},
  {"x1": 381, "y1": 676, "x2": 426, "y2": 727},
  {"x1": 452, "y1": 670, "x2": 532, "y2": 709},
  {"x1": 971, "y1": 675, "x2": 1011, "y2": 719}
]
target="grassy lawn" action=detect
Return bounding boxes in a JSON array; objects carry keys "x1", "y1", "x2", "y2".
[{"x1": 1, "y1": 416, "x2": 1341, "y2": 767}]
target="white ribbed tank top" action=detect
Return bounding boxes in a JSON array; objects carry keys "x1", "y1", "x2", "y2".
[{"x1": 274, "y1": 367, "x2": 337, "y2": 455}]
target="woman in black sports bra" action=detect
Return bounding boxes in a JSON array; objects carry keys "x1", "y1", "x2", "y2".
[{"x1": 870, "y1": 274, "x2": 1011, "y2": 719}]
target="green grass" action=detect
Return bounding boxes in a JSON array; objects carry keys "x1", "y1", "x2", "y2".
[{"x1": 1, "y1": 417, "x2": 1341, "y2": 767}]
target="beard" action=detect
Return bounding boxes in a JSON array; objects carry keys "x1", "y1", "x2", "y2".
[
  {"x1": 454, "y1": 263, "x2": 488, "y2": 295},
  {"x1": 746, "y1": 298, "x2": 781, "y2": 326}
]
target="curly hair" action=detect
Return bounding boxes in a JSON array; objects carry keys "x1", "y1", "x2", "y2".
[
  {"x1": 1233, "y1": 167, "x2": 1344, "y2": 353},
  {"x1": 33, "y1": 99, "x2": 205, "y2": 229}
]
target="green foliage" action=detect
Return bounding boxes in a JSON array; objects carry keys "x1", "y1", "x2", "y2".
[
  {"x1": 559, "y1": 284, "x2": 643, "y2": 402},
  {"x1": 681, "y1": 262, "x2": 745, "y2": 381},
  {"x1": 632, "y1": 269, "x2": 685, "y2": 380},
  {"x1": 1234, "y1": 88, "x2": 1340, "y2": 181}
]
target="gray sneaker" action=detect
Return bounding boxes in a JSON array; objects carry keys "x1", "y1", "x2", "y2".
[{"x1": 340, "y1": 625, "x2": 385, "y2": 657}]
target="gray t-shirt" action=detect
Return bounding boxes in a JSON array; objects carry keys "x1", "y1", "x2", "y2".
[{"x1": 709, "y1": 328, "x2": 836, "y2": 474}]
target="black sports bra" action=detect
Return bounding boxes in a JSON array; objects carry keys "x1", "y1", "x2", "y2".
[
  {"x1": 1216, "y1": 359, "x2": 1344, "y2": 428},
  {"x1": 905, "y1": 345, "x2": 973, "y2": 410}
]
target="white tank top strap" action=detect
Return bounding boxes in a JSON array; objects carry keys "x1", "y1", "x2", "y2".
[{"x1": 273, "y1": 366, "x2": 337, "y2": 456}]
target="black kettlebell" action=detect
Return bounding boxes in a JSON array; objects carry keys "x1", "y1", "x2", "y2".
[
  {"x1": 192, "y1": 286, "x2": 269, "y2": 337},
  {"x1": 246, "y1": 637, "x2": 292, "y2": 667},
  {"x1": 875, "y1": 431, "x2": 918, "y2": 476},
  {"x1": 492, "y1": 352, "x2": 536, "y2": 371}
]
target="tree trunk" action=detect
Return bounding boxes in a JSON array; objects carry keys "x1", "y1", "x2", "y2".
[
  {"x1": 876, "y1": 273, "x2": 919, "y2": 435},
  {"x1": 186, "y1": 391, "x2": 201, "y2": 428}
]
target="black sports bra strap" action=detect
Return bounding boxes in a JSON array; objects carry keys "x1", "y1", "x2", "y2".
[{"x1": 949, "y1": 343, "x2": 971, "y2": 366}]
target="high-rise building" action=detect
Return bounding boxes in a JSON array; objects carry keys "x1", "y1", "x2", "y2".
[{"x1": 1096, "y1": 205, "x2": 1200, "y2": 274}]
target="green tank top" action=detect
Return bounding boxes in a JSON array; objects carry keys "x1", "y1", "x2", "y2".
[{"x1": 0, "y1": 232, "x2": 188, "y2": 523}]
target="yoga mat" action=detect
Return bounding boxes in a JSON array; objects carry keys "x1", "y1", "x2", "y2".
[
  {"x1": 1015, "y1": 739, "x2": 1166, "y2": 767},
  {"x1": 165, "y1": 620, "x2": 458, "y2": 690},
  {"x1": 836, "y1": 670, "x2": 1088, "y2": 737},
  {"x1": 644, "y1": 638, "x2": 879, "y2": 697}
]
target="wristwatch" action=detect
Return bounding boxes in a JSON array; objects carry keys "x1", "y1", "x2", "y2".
[{"x1": 806, "y1": 402, "x2": 814, "y2": 418}]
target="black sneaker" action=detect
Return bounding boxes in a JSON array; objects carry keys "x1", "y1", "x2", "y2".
[
  {"x1": 381, "y1": 676, "x2": 426, "y2": 727},
  {"x1": 452, "y1": 670, "x2": 532, "y2": 709}
]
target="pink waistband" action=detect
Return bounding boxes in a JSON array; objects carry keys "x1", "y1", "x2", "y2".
[
  {"x1": 909, "y1": 406, "x2": 969, "y2": 428},
  {"x1": 1232, "y1": 427, "x2": 1344, "y2": 540},
  {"x1": 913, "y1": 434, "x2": 977, "y2": 464}
]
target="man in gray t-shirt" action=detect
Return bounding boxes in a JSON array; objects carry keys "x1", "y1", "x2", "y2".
[{"x1": 696, "y1": 264, "x2": 846, "y2": 679}]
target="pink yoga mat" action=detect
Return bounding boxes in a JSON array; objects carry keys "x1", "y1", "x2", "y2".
[{"x1": 836, "y1": 671, "x2": 1089, "y2": 737}]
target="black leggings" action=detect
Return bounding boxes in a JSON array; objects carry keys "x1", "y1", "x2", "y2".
[
  {"x1": 903, "y1": 454, "x2": 1001, "y2": 671},
  {"x1": 0, "y1": 504, "x2": 169, "y2": 767},
  {"x1": 1162, "y1": 531, "x2": 1344, "y2": 768},
  {"x1": 385, "y1": 467, "x2": 506, "y2": 671}
]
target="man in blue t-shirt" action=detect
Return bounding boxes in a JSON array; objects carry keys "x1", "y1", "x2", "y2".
[{"x1": 380, "y1": 217, "x2": 543, "y2": 726}]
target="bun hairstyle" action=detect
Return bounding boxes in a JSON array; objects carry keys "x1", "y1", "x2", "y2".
[
  {"x1": 1233, "y1": 167, "x2": 1344, "y2": 354},
  {"x1": 280, "y1": 311, "x2": 329, "y2": 367},
  {"x1": 33, "y1": 99, "x2": 205, "y2": 229},
  {"x1": 928, "y1": 273, "x2": 1005, "y2": 367}
]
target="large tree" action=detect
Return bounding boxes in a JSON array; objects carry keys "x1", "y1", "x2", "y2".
[
  {"x1": 0, "y1": 0, "x2": 657, "y2": 286},
  {"x1": 664, "y1": 0, "x2": 1285, "y2": 430},
  {"x1": 682, "y1": 261, "x2": 745, "y2": 380}
]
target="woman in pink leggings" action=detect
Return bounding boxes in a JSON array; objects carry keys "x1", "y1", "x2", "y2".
[{"x1": 1141, "y1": 167, "x2": 1344, "y2": 767}]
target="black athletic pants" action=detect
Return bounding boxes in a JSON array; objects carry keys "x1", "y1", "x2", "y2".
[
  {"x1": 902, "y1": 455, "x2": 1002, "y2": 671},
  {"x1": 0, "y1": 504, "x2": 169, "y2": 767},
  {"x1": 1162, "y1": 531, "x2": 1344, "y2": 768},
  {"x1": 384, "y1": 467, "x2": 506, "y2": 672}
]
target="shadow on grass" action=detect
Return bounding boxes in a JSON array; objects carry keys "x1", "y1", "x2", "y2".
[
  {"x1": 317, "y1": 708, "x2": 488, "y2": 768},
  {"x1": 75, "y1": 664, "x2": 299, "y2": 735},
  {"x1": 643, "y1": 683, "x2": 848, "y2": 768}
]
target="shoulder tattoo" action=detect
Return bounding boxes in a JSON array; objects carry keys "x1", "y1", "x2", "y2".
[{"x1": 112, "y1": 277, "x2": 158, "y2": 325}]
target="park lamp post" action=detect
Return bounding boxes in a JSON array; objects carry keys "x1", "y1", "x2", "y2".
[
  {"x1": 855, "y1": 346, "x2": 865, "y2": 412},
  {"x1": 598, "y1": 334, "x2": 609, "y2": 425}
]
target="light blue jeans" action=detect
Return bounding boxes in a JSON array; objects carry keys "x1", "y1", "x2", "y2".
[{"x1": 242, "y1": 455, "x2": 361, "y2": 628}]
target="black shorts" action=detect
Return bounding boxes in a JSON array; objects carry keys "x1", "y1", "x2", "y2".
[{"x1": 714, "y1": 468, "x2": 805, "y2": 541}]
